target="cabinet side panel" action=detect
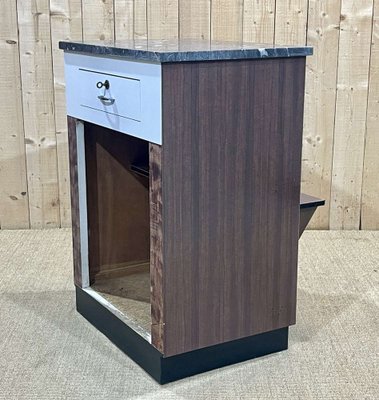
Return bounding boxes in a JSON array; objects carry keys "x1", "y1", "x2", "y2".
[
  {"x1": 67, "y1": 117, "x2": 82, "y2": 287},
  {"x1": 162, "y1": 58, "x2": 305, "y2": 356},
  {"x1": 150, "y1": 143, "x2": 164, "y2": 352}
]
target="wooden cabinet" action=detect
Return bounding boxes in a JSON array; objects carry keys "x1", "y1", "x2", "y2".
[{"x1": 61, "y1": 39, "x2": 324, "y2": 383}]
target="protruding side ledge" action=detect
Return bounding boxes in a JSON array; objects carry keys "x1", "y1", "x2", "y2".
[{"x1": 299, "y1": 193, "x2": 326, "y2": 237}]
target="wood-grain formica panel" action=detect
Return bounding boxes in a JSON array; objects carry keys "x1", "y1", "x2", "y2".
[
  {"x1": 67, "y1": 117, "x2": 82, "y2": 287},
  {"x1": 150, "y1": 143, "x2": 164, "y2": 352},
  {"x1": 161, "y1": 58, "x2": 306, "y2": 356}
]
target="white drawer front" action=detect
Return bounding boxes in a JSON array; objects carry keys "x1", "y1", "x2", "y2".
[
  {"x1": 79, "y1": 68, "x2": 142, "y2": 122},
  {"x1": 64, "y1": 53, "x2": 162, "y2": 145}
]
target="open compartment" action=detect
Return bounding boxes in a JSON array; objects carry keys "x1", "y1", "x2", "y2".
[{"x1": 83, "y1": 122, "x2": 151, "y2": 340}]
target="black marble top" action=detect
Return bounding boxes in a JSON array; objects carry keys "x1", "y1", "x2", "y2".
[{"x1": 59, "y1": 39, "x2": 312, "y2": 63}]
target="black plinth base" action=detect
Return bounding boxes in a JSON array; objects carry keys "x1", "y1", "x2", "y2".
[{"x1": 76, "y1": 286, "x2": 289, "y2": 384}]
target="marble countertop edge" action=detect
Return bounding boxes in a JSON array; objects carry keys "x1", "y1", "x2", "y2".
[{"x1": 59, "y1": 41, "x2": 313, "y2": 63}]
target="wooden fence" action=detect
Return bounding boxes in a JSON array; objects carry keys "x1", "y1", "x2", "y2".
[{"x1": 0, "y1": 0, "x2": 378, "y2": 229}]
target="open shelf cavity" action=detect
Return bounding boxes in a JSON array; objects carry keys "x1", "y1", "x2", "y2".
[
  {"x1": 80, "y1": 121, "x2": 325, "y2": 342},
  {"x1": 83, "y1": 122, "x2": 151, "y2": 341}
]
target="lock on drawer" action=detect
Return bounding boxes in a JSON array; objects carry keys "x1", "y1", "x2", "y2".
[{"x1": 78, "y1": 69, "x2": 142, "y2": 122}]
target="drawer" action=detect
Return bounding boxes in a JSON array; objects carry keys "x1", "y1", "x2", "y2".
[
  {"x1": 64, "y1": 53, "x2": 162, "y2": 145},
  {"x1": 78, "y1": 68, "x2": 142, "y2": 122}
]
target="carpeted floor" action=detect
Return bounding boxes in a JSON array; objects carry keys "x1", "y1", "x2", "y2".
[{"x1": 0, "y1": 229, "x2": 378, "y2": 399}]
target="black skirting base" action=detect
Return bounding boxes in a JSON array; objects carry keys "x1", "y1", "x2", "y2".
[{"x1": 76, "y1": 286, "x2": 289, "y2": 384}]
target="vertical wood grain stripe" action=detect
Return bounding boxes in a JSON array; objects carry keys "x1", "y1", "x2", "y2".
[
  {"x1": 17, "y1": 0, "x2": 60, "y2": 228},
  {"x1": 211, "y1": 0, "x2": 244, "y2": 41},
  {"x1": 330, "y1": 0, "x2": 374, "y2": 229},
  {"x1": 161, "y1": 58, "x2": 306, "y2": 356},
  {"x1": 361, "y1": 0, "x2": 379, "y2": 229},
  {"x1": 275, "y1": 0, "x2": 308, "y2": 45},
  {"x1": 302, "y1": 0, "x2": 341, "y2": 229},
  {"x1": 115, "y1": 0, "x2": 134, "y2": 40},
  {"x1": 179, "y1": 0, "x2": 211, "y2": 40},
  {"x1": 243, "y1": 0, "x2": 275, "y2": 44},
  {"x1": 82, "y1": 0, "x2": 114, "y2": 41},
  {"x1": 0, "y1": 0, "x2": 29, "y2": 229},
  {"x1": 147, "y1": 0, "x2": 179, "y2": 40},
  {"x1": 67, "y1": 117, "x2": 83, "y2": 287},
  {"x1": 134, "y1": 0, "x2": 148, "y2": 40},
  {"x1": 150, "y1": 143, "x2": 164, "y2": 352},
  {"x1": 50, "y1": 0, "x2": 83, "y2": 228}
]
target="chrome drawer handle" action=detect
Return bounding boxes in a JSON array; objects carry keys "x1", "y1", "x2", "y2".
[{"x1": 98, "y1": 95, "x2": 115, "y2": 105}]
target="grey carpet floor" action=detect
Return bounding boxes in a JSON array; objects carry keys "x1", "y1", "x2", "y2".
[{"x1": 0, "y1": 229, "x2": 378, "y2": 400}]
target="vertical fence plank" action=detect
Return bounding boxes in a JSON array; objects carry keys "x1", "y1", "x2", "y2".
[
  {"x1": 0, "y1": 0, "x2": 30, "y2": 229},
  {"x1": 361, "y1": 0, "x2": 379, "y2": 229},
  {"x1": 330, "y1": 0, "x2": 374, "y2": 229},
  {"x1": 275, "y1": 0, "x2": 308, "y2": 45},
  {"x1": 243, "y1": 0, "x2": 275, "y2": 44},
  {"x1": 17, "y1": 0, "x2": 60, "y2": 228},
  {"x1": 115, "y1": 0, "x2": 134, "y2": 40},
  {"x1": 302, "y1": 0, "x2": 341, "y2": 229},
  {"x1": 211, "y1": 0, "x2": 243, "y2": 41},
  {"x1": 179, "y1": 0, "x2": 211, "y2": 40},
  {"x1": 50, "y1": 0, "x2": 82, "y2": 227},
  {"x1": 147, "y1": 0, "x2": 179, "y2": 40},
  {"x1": 82, "y1": 0, "x2": 114, "y2": 41},
  {"x1": 134, "y1": 0, "x2": 147, "y2": 40}
]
